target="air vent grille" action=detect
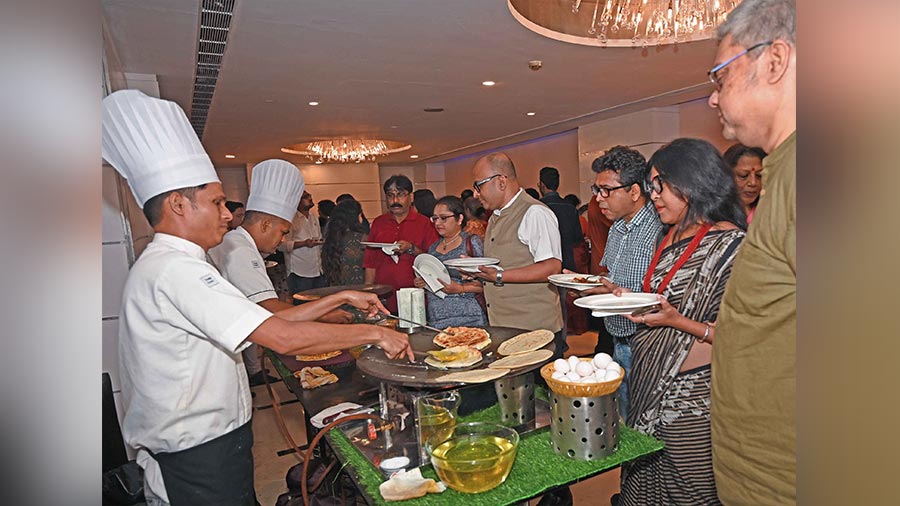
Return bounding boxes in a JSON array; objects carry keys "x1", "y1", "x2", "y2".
[{"x1": 189, "y1": 0, "x2": 236, "y2": 139}]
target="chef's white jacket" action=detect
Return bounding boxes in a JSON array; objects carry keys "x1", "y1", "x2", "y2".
[
  {"x1": 118, "y1": 233, "x2": 272, "y2": 502},
  {"x1": 207, "y1": 226, "x2": 277, "y2": 303}
]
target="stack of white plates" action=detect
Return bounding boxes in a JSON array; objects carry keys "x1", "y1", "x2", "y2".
[
  {"x1": 442, "y1": 257, "x2": 501, "y2": 273},
  {"x1": 547, "y1": 273, "x2": 607, "y2": 291},
  {"x1": 361, "y1": 241, "x2": 400, "y2": 256},
  {"x1": 573, "y1": 293, "x2": 660, "y2": 317},
  {"x1": 413, "y1": 254, "x2": 451, "y2": 298}
]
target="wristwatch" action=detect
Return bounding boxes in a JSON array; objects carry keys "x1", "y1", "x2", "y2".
[
  {"x1": 406, "y1": 245, "x2": 416, "y2": 255},
  {"x1": 493, "y1": 270, "x2": 504, "y2": 287}
]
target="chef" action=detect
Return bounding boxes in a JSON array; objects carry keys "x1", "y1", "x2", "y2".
[{"x1": 102, "y1": 90, "x2": 413, "y2": 506}]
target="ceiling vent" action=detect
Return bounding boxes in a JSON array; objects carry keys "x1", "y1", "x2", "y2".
[{"x1": 189, "y1": 0, "x2": 236, "y2": 139}]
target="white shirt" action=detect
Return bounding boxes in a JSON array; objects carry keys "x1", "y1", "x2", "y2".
[
  {"x1": 207, "y1": 226, "x2": 277, "y2": 303},
  {"x1": 493, "y1": 189, "x2": 562, "y2": 262},
  {"x1": 282, "y1": 210, "x2": 322, "y2": 277},
  {"x1": 119, "y1": 233, "x2": 272, "y2": 502}
]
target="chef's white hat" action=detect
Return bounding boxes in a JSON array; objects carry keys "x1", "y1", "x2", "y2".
[
  {"x1": 245, "y1": 159, "x2": 305, "y2": 222},
  {"x1": 101, "y1": 90, "x2": 220, "y2": 208}
]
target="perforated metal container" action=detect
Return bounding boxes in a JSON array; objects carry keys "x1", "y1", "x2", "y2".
[
  {"x1": 548, "y1": 390, "x2": 620, "y2": 460},
  {"x1": 494, "y1": 373, "x2": 536, "y2": 426}
]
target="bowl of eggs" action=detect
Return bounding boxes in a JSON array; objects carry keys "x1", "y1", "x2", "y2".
[{"x1": 539, "y1": 353, "x2": 624, "y2": 398}]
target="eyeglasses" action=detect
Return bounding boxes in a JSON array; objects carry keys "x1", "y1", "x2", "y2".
[
  {"x1": 430, "y1": 214, "x2": 458, "y2": 223},
  {"x1": 707, "y1": 41, "x2": 773, "y2": 91},
  {"x1": 473, "y1": 174, "x2": 503, "y2": 193},
  {"x1": 643, "y1": 175, "x2": 664, "y2": 195},
  {"x1": 591, "y1": 182, "x2": 633, "y2": 198},
  {"x1": 385, "y1": 190, "x2": 410, "y2": 199}
]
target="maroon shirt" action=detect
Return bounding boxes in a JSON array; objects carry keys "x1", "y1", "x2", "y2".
[{"x1": 363, "y1": 209, "x2": 438, "y2": 312}]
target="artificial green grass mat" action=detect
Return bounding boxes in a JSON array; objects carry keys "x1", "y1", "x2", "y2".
[{"x1": 327, "y1": 400, "x2": 663, "y2": 505}]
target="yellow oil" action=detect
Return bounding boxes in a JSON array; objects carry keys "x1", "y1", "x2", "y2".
[
  {"x1": 431, "y1": 435, "x2": 517, "y2": 493},
  {"x1": 418, "y1": 406, "x2": 456, "y2": 447}
]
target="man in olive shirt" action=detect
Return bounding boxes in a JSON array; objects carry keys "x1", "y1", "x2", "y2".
[{"x1": 707, "y1": 0, "x2": 796, "y2": 504}]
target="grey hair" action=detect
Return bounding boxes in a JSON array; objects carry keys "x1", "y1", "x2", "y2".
[{"x1": 717, "y1": 0, "x2": 795, "y2": 47}]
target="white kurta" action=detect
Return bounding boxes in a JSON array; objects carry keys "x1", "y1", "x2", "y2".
[
  {"x1": 283, "y1": 210, "x2": 322, "y2": 277},
  {"x1": 118, "y1": 233, "x2": 272, "y2": 502},
  {"x1": 207, "y1": 226, "x2": 277, "y2": 303}
]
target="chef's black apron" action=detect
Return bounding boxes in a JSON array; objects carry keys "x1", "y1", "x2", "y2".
[{"x1": 150, "y1": 421, "x2": 255, "y2": 506}]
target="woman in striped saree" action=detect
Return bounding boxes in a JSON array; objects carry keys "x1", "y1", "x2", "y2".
[{"x1": 603, "y1": 138, "x2": 747, "y2": 506}]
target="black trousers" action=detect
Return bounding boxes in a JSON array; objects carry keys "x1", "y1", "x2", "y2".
[
  {"x1": 594, "y1": 321, "x2": 616, "y2": 356},
  {"x1": 151, "y1": 421, "x2": 255, "y2": 506}
]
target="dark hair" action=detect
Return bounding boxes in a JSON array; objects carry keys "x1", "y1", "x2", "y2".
[
  {"x1": 225, "y1": 201, "x2": 244, "y2": 213},
  {"x1": 723, "y1": 143, "x2": 767, "y2": 168},
  {"x1": 434, "y1": 195, "x2": 466, "y2": 227},
  {"x1": 563, "y1": 194, "x2": 580, "y2": 207},
  {"x1": 463, "y1": 196, "x2": 485, "y2": 221},
  {"x1": 321, "y1": 200, "x2": 365, "y2": 285},
  {"x1": 317, "y1": 199, "x2": 335, "y2": 217},
  {"x1": 142, "y1": 185, "x2": 205, "y2": 227},
  {"x1": 591, "y1": 146, "x2": 650, "y2": 197},
  {"x1": 413, "y1": 189, "x2": 436, "y2": 217},
  {"x1": 525, "y1": 187, "x2": 540, "y2": 200},
  {"x1": 460, "y1": 189, "x2": 474, "y2": 201},
  {"x1": 648, "y1": 138, "x2": 747, "y2": 235},
  {"x1": 539, "y1": 167, "x2": 560, "y2": 191},
  {"x1": 335, "y1": 193, "x2": 356, "y2": 204},
  {"x1": 383, "y1": 175, "x2": 413, "y2": 193}
]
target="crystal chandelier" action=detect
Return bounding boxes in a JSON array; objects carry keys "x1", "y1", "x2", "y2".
[
  {"x1": 509, "y1": 0, "x2": 742, "y2": 48},
  {"x1": 281, "y1": 139, "x2": 412, "y2": 164}
]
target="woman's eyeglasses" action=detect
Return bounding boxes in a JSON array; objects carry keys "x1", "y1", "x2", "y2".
[
  {"x1": 591, "y1": 182, "x2": 633, "y2": 198},
  {"x1": 430, "y1": 214, "x2": 458, "y2": 224},
  {"x1": 643, "y1": 175, "x2": 664, "y2": 195}
]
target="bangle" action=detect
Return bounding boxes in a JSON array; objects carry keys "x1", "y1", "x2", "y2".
[{"x1": 698, "y1": 322, "x2": 710, "y2": 343}]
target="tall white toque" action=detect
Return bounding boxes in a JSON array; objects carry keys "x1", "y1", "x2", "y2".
[
  {"x1": 101, "y1": 90, "x2": 220, "y2": 208},
  {"x1": 245, "y1": 159, "x2": 305, "y2": 222}
]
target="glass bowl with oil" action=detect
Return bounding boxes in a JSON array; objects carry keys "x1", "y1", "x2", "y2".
[{"x1": 427, "y1": 422, "x2": 520, "y2": 493}]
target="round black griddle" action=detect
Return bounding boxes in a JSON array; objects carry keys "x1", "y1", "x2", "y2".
[{"x1": 356, "y1": 326, "x2": 555, "y2": 387}]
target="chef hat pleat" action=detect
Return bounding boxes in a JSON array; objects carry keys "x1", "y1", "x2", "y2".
[
  {"x1": 102, "y1": 90, "x2": 220, "y2": 208},
  {"x1": 245, "y1": 159, "x2": 305, "y2": 222}
]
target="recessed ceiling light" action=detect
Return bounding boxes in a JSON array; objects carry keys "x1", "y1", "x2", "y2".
[
  {"x1": 224, "y1": 154, "x2": 236, "y2": 159},
  {"x1": 308, "y1": 101, "x2": 319, "y2": 106},
  {"x1": 390, "y1": 125, "x2": 398, "y2": 128},
  {"x1": 264, "y1": 99, "x2": 274, "y2": 103},
  {"x1": 410, "y1": 155, "x2": 419, "y2": 159},
  {"x1": 314, "y1": 160, "x2": 323, "y2": 164},
  {"x1": 482, "y1": 81, "x2": 496, "y2": 86},
  {"x1": 526, "y1": 112, "x2": 536, "y2": 116}
]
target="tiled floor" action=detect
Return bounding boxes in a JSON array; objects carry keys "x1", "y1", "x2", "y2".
[{"x1": 250, "y1": 330, "x2": 620, "y2": 506}]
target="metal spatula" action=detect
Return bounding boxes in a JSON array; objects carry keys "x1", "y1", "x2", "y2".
[{"x1": 383, "y1": 312, "x2": 452, "y2": 335}]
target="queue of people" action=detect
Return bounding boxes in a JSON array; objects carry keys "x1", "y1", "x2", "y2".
[{"x1": 102, "y1": 0, "x2": 793, "y2": 503}]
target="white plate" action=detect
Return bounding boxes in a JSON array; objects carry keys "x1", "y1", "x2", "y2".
[
  {"x1": 413, "y1": 254, "x2": 451, "y2": 296},
  {"x1": 548, "y1": 273, "x2": 607, "y2": 289},
  {"x1": 574, "y1": 293, "x2": 660, "y2": 312},
  {"x1": 443, "y1": 257, "x2": 500, "y2": 273},
  {"x1": 361, "y1": 241, "x2": 399, "y2": 248}
]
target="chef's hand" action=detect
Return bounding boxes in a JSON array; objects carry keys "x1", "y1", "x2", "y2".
[
  {"x1": 437, "y1": 278, "x2": 465, "y2": 294},
  {"x1": 317, "y1": 309, "x2": 354, "y2": 324},
  {"x1": 623, "y1": 295, "x2": 679, "y2": 328},
  {"x1": 413, "y1": 277, "x2": 427, "y2": 289},
  {"x1": 341, "y1": 290, "x2": 389, "y2": 318},
  {"x1": 376, "y1": 328, "x2": 415, "y2": 361}
]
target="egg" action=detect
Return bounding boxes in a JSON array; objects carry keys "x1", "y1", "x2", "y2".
[
  {"x1": 551, "y1": 371, "x2": 566, "y2": 380},
  {"x1": 553, "y1": 358, "x2": 570, "y2": 374},
  {"x1": 580, "y1": 376, "x2": 599, "y2": 383},
  {"x1": 567, "y1": 356, "x2": 580, "y2": 370},
  {"x1": 592, "y1": 353, "x2": 612, "y2": 369},
  {"x1": 604, "y1": 369, "x2": 621, "y2": 381},
  {"x1": 606, "y1": 362, "x2": 622, "y2": 375},
  {"x1": 564, "y1": 371, "x2": 582, "y2": 383},
  {"x1": 575, "y1": 361, "x2": 595, "y2": 377}
]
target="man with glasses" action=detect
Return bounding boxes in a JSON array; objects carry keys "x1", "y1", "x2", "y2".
[
  {"x1": 574, "y1": 146, "x2": 662, "y2": 423},
  {"x1": 363, "y1": 175, "x2": 438, "y2": 312},
  {"x1": 706, "y1": 0, "x2": 796, "y2": 504},
  {"x1": 470, "y1": 153, "x2": 565, "y2": 354}
]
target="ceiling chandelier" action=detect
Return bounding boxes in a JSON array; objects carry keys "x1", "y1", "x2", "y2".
[
  {"x1": 509, "y1": 0, "x2": 742, "y2": 48},
  {"x1": 281, "y1": 139, "x2": 412, "y2": 164}
]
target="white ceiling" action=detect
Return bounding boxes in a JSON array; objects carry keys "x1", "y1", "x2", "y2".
[{"x1": 102, "y1": 0, "x2": 718, "y2": 167}]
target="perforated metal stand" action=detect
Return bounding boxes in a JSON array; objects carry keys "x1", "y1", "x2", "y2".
[
  {"x1": 548, "y1": 390, "x2": 620, "y2": 460},
  {"x1": 494, "y1": 373, "x2": 536, "y2": 430}
]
